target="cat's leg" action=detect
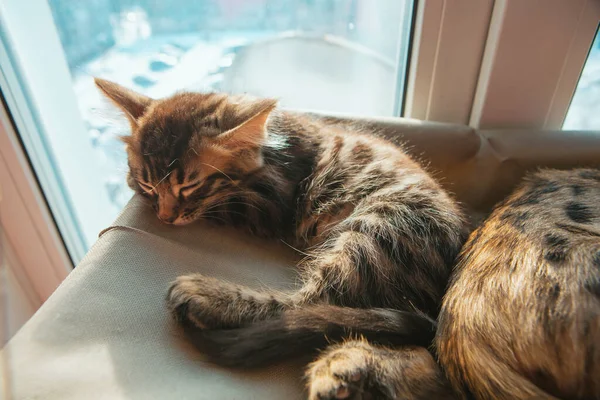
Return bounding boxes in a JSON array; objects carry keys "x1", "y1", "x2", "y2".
[
  {"x1": 167, "y1": 228, "x2": 435, "y2": 330},
  {"x1": 166, "y1": 230, "x2": 375, "y2": 331},
  {"x1": 294, "y1": 191, "x2": 464, "y2": 312},
  {"x1": 168, "y1": 184, "x2": 464, "y2": 329},
  {"x1": 165, "y1": 234, "x2": 367, "y2": 330},
  {"x1": 167, "y1": 273, "x2": 293, "y2": 329},
  {"x1": 167, "y1": 226, "x2": 436, "y2": 330},
  {"x1": 292, "y1": 228, "x2": 384, "y2": 307},
  {"x1": 167, "y1": 203, "x2": 459, "y2": 329},
  {"x1": 306, "y1": 339, "x2": 455, "y2": 400}
]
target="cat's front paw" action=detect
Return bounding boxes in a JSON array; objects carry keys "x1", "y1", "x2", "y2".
[{"x1": 166, "y1": 274, "x2": 226, "y2": 329}]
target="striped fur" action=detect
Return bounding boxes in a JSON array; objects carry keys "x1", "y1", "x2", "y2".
[
  {"x1": 437, "y1": 169, "x2": 600, "y2": 400},
  {"x1": 96, "y1": 78, "x2": 467, "y2": 399}
]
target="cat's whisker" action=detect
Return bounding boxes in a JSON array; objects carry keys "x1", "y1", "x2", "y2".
[
  {"x1": 211, "y1": 201, "x2": 264, "y2": 213},
  {"x1": 203, "y1": 210, "x2": 247, "y2": 219},
  {"x1": 199, "y1": 162, "x2": 234, "y2": 183},
  {"x1": 202, "y1": 214, "x2": 228, "y2": 224},
  {"x1": 203, "y1": 202, "x2": 235, "y2": 213},
  {"x1": 203, "y1": 198, "x2": 264, "y2": 214},
  {"x1": 279, "y1": 239, "x2": 311, "y2": 257},
  {"x1": 155, "y1": 170, "x2": 172, "y2": 188}
]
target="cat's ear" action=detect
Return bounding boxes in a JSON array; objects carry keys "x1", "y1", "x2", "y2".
[
  {"x1": 215, "y1": 99, "x2": 277, "y2": 148},
  {"x1": 94, "y1": 78, "x2": 152, "y2": 128}
]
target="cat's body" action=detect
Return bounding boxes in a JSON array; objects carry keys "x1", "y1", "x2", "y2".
[
  {"x1": 96, "y1": 79, "x2": 466, "y2": 399},
  {"x1": 97, "y1": 78, "x2": 599, "y2": 399},
  {"x1": 438, "y1": 168, "x2": 600, "y2": 399}
]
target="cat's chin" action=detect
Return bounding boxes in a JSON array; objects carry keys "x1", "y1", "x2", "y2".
[{"x1": 171, "y1": 218, "x2": 195, "y2": 226}]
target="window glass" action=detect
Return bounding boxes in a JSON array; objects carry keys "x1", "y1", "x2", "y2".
[
  {"x1": 47, "y1": 0, "x2": 415, "y2": 230},
  {"x1": 563, "y1": 28, "x2": 600, "y2": 130},
  {"x1": 2, "y1": 0, "x2": 414, "y2": 259}
]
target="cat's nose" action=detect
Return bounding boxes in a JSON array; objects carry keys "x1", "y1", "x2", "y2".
[{"x1": 157, "y1": 194, "x2": 178, "y2": 224}]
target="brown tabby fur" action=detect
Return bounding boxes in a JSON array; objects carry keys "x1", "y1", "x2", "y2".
[
  {"x1": 437, "y1": 168, "x2": 600, "y2": 400},
  {"x1": 96, "y1": 78, "x2": 466, "y2": 399},
  {"x1": 306, "y1": 338, "x2": 454, "y2": 400}
]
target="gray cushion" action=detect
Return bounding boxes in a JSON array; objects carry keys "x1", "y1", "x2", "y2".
[{"x1": 2, "y1": 194, "x2": 307, "y2": 399}]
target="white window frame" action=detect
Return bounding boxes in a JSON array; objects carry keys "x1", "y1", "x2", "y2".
[
  {"x1": 469, "y1": 0, "x2": 600, "y2": 129},
  {"x1": 403, "y1": 0, "x2": 495, "y2": 125},
  {"x1": 404, "y1": 0, "x2": 600, "y2": 130},
  {"x1": 0, "y1": 0, "x2": 116, "y2": 261}
]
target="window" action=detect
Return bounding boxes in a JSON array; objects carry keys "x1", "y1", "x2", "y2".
[
  {"x1": 1, "y1": 0, "x2": 415, "y2": 261},
  {"x1": 7, "y1": 0, "x2": 594, "y2": 265},
  {"x1": 563, "y1": 27, "x2": 600, "y2": 130},
  {"x1": 53, "y1": 0, "x2": 414, "y2": 229}
]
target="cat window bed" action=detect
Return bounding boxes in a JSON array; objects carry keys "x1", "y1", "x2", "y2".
[{"x1": 2, "y1": 117, "x2": 599, "y2": 399}]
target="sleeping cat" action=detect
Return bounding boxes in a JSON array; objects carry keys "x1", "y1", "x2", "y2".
[
  {"x1": 95, "y1": 78, "x2": 466, "y2": 399},
  {"x1": 437, "y1": 168, "x2": 600, "y2": 399}
]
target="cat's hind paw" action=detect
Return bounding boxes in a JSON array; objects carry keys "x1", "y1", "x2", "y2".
[{"x1": 306, "y1": 343, "x2": 373, "y2": 400}]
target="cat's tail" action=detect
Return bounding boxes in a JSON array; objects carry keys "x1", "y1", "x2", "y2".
[{"x1": 180, "y1": 304, "x2": 436, "y2": 368}]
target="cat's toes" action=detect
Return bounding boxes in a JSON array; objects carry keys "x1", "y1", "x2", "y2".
[
  {"x1": 166, "y1": 275, "x2": 216, "y2": 329},
  {"x1": 306, "y1": 347, "x2": 371, "y2": 400}
]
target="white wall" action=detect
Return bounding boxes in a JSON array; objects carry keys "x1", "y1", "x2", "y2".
[
  {"x1": 0, "y1": 100, "x2": 72, "y2": 346},
  {"x1": 0, "y1": 231, "x2": 40, "y2": 346}
]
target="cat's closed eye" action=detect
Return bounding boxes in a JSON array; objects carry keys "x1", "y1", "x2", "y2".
[
  {"x1": 179, "y1": 182, "x2": 202, "y2": 197},
  {"x1": 137, "y1": 181, "x2": 155, "y2": 194},
  {"x1": 189, "y1": 179, "x2": 229, "y2": 200}
]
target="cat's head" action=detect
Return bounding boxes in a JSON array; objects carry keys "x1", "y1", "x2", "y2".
[{"x1": 95, "y1": 78, "x2": 277, "y2": 225}]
